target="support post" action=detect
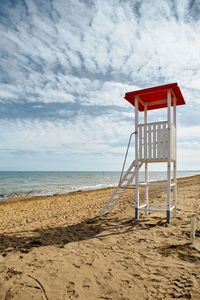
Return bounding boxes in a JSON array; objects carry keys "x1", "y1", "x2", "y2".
[
  {"x1": 135, "y1": 97, "x2": 139, "y2": 220},
  {"x1": 167, "y1": 90, "x2": 172, "y2": 223},
  {"x1": 144, "y1": 105, "x2": 149, "y2": 214},
  {"x1": 173, "y1": 96, "x2": 177, "y2": 217}
]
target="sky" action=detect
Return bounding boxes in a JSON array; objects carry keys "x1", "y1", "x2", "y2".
[{"x1": 0, "y1": 0, "x2": 200, "y2": 171}]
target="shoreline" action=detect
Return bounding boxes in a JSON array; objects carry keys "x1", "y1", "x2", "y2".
[
  {"x1": 0, "y1": 173, "x2": 199, "y2": 205},
  {"x1": 0, "y1": 171, "x2": 199, "y2": 198}
]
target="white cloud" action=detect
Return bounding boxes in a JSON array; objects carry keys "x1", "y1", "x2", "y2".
[{"x1": 0, "y1": 0, "x2": 200, "y2": 170}]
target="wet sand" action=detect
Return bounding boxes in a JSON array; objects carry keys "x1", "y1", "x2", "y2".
[{"x1": 0, "y1": 175, "x2": 200, "y2": 299}]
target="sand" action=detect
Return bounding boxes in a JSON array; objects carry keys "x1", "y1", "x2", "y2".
[{"x1": 0, "y1": 175, "x2": 200, "y2": 300}]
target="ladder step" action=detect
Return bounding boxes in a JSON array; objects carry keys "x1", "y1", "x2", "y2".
[
  {"x1": 99, "y1": 160, "x2": 143, "y2": 216},
  {"x1": 138, "y1": 182, "x2": 176, "y2": 188},
  {"x1": 138, "y1": 205, "x2": 176, "y2": 213}
]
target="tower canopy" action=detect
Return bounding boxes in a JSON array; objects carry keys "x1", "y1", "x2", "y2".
[{"x1": 124, "y1": 83, "x2": 186, "y2": 111}]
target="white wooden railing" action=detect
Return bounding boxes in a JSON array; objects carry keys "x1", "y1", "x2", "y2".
[{"x1": 138, "y1": 121, "x2": 176, "y2": 161}]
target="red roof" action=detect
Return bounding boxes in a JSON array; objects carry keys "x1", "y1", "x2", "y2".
[{"x1": 124, "y1": 83, "x2": 186, "y2": 111}]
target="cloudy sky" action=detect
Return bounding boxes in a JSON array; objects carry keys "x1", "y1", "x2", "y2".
[{"x1": 0, "y1": 0, "x2": 200, "y2": 171}]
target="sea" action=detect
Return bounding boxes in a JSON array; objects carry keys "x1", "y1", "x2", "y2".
[{"x1": 0, "y1": 170, "x2": 199, "y2": 200}]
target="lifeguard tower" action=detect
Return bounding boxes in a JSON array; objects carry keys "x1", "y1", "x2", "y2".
[{"x1": 100, "y1": 83, "x2": 186, "y2": 223}]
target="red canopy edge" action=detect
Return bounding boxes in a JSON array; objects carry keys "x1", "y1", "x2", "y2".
[{"x1": 124, "y1": 83, "x2": 186, "y2": 111}]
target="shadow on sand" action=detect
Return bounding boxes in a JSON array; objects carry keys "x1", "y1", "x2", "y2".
[{"x1": 0, "y1": 216, "x2": 167, "y2": 254}]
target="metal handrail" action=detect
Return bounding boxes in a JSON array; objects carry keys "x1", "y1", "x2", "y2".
[{"x1": 119, "y1": 131, "x2": 136, "y2": 186}]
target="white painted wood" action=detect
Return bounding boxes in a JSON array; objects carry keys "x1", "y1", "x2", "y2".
[
  {"x1": 139, "y1": 207, "x2": 168, "y2": 212},
  {"x1": 167, "y1": 90, "x2": 172, "y2": 222},
  {"x1": 160, "y1": 123, "x2": 164, "y2": 159},
  {"x1": 139, "y1": 158, "x2": 174, "y2": 163},
  {"x1": 139, "y1": 205, "x2": 176, "y2": 212},
  {"x1": 144, "y1": 105, "x2": 147, "y2": 160},
  {"x1": 101, "y1": 87, "x2": 178, "y2": 223},
  {"x1": 173, "y1": 96, "x2": 176, "y2": 126},
  {"x1": 139, "y1": 125, "x2": 142, "y2": 160},
  {"x1": 148, "y1": 124, "x2": 152, "y2": 159},
  {"x1": 144, "y1": 105, "x2": 149, "y2": 214},
  {"x1": 163, "y1": 124, "x2": 167, "y2": 159},
  {"x1": 99, "y1": 160, "x2": 143, "y2": 216},
  {"x1": 135, "y1": 97, "x2": 139, "y2": 219},
  {"x1": 153, "y1": 123, "x2": 157, "y2": 160},
  {"x1": 138, "y1": 182, "x2": 175, "y2": 188},
  {"x1": 170, "y1": 205, "x2": 175, "y2": 211},
  {"x1": 163, "y1": 123, "x2": 167, "y2": 159},
  {"x1": 173, "y1": 161, "x2": 177, "y2": 217},
  {"x1": 173, "y1": 96, "x2": 177, "y2": 217},
  {"x1": 171, "y1": 125, "x2": 176, "y2": 160},
  {"x1": 139, "y1": 203, "x2": 148, "y2": 209},
  {"x1": 138, "y1": 121, "x2": 173, "y2": 161},
  {"x1": 139, "y1": 120, "x2": 168, "y2": 126},
  {"x1": 157, "y1": 123, "x2": 161, "y2": 159}
]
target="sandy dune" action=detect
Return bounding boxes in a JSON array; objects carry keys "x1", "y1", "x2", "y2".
[{"x1": 0, "y1": 175, "x2": 200, "y2": 299}]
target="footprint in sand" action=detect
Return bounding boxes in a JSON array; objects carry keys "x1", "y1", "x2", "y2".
[
  {"x1": 66, "y1": 281, "x2": 78, "y2": 298},
  {"x1": 82, "y1": 278, "x2": 92, "y2": 289},
  {"x1": 115, "y1": 259, "x2": 129, "y2": 270}
]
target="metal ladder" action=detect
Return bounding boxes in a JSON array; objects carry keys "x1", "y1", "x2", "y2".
[{"x1": 99, "y1": 132, "x2": 143, "y2": 216}]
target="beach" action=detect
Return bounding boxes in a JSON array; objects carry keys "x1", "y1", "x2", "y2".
[{"x1": 0, "y1": 175, "x2": 200, "y2": 300}]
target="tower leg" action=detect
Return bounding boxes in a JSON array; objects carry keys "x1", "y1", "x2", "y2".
[
  {"x1": 134, "y1": 97, "x2": 139, "y2": 221},
  {"x1": 145, "y1": 162, "x2": 149, "y2": 215},
  {"x1": 173, "y1": 161, "x2": 177, "y2": 218},
  {"x1": 167, "y1": 162, "x2": 171, "y2": 224},
  {"x1": 135, "y1": 163, "x2": 139, "y2": 221},
  {"x1": 167, "y1": 90, "x2": 172, "y2": 224},
  {"x1": 135, "y1": 207, "x2": 139, "y2": 220},
  {"x1": 166, "y1": 210, "x2": 170, "y2": 224}
]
